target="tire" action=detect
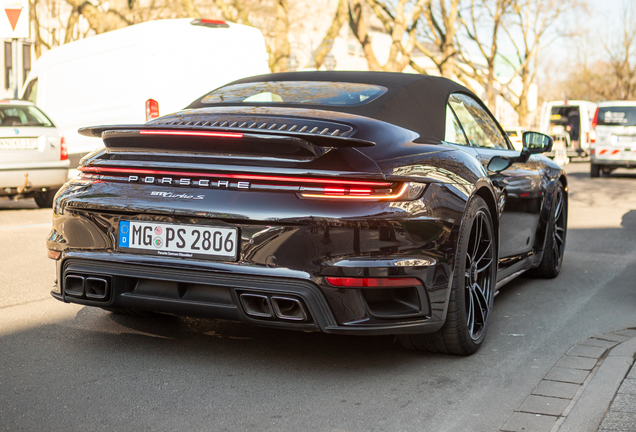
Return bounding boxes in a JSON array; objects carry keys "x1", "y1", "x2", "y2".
[
  {"x1": 397, "y1": 196, "x2": 497, "y2": 356},
  {"x1": 590, "y1": 164, "x2": 600, "y2": 178},
  {"x1": 530, "y1": 182, "x2": 567, "y2": 278},
  {"x1": 34, "y1": 189, "x2": 57, "y2": 208}
]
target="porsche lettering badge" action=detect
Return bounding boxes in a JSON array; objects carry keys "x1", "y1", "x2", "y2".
[{"x1": 129, "y1": 176, "x2": 250, "y2": 190}]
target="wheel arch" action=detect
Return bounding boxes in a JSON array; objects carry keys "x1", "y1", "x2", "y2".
[{"x1": 474, "y1": 186, "x2": 499, "y2": 245}]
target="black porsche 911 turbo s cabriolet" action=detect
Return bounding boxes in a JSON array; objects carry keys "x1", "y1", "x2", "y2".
[{"x1": 47, "y1": 71, "x2": 567, "y2": 355}]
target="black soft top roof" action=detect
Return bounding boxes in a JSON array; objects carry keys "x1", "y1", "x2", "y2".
[{"x1": 186, "y1": 71, "x2": 479, "y2": 143}]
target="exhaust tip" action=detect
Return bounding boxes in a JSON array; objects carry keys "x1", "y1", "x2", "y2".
[
  {"x1": 85, "y1": 277, "x2": 109, "y2": 300},
  {"x1": 271, "y1": 296, "x2": 307, "y2": 321},
  {"x1": 65, "y1": 275, "x2": 85, "y2": 297},
  {"x1": 239, "y1": 293, "x2": 273, "y2": 318}
]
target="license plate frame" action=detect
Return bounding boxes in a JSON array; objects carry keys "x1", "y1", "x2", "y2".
[{"x1": 118, "y1": 221, "x2": 239, "y2": 261}]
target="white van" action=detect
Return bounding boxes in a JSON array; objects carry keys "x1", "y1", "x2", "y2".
[
  {"x1": 540, "y1": 100, "x2": 597, "y2": 159},
  {"x1": 590, "y1": 101, "x2": 636, "y2": 177},
  {"x1": 20, "y1": 18, "x2": 270, "y2": 165}
]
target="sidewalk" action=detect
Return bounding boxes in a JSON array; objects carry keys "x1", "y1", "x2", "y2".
[{"x1": 498, "y1": 328, "x2": 636, "y2": 432}]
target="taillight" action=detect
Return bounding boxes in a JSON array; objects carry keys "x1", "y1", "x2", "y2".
[
  {"x1": 190, "y1": 18, "x2": 230, "y2": 28},
  {"x1": 299, "y1": 182, "x2": 425, "y2": 201},
  {"x1": 145, "y1": 99, "x2": 159, "y2": 122},
  {"x1": 325, "y1": 277, "x2": 422, "y2": 287},
  {"x1": 60, "y1": 137, "x2": 68, "y2": 161},
  {"x1": 77, "y1": 166, "x2": 426, "y2": 201},
  {"x1": 591, "y1": 107, "x2": 599, "y2": 144},
  {"x1": 139, "y1": 130, "x2": 243, "y2": 138}
]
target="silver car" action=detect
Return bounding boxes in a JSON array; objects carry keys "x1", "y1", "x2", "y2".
[{"x1": 0, "y1": 100, "x2": 69, "y2": 207}]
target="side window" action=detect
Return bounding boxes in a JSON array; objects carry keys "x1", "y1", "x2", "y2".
[
  {"x1": 23, "y1": 78, "x2": 37, "y2": 104},
  {"x1": 444, "y1": 104, "x2": 469, "y2": 146},
  {"x1": 448, "y1": 93, "x2": 509, "y2": 149}
]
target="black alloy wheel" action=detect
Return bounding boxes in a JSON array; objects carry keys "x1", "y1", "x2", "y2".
[
  {"x1": 464, "y1": 209, "x2": 495, "y2": 341},
  {"x1": 531, "y1": 182, "x2": 567, "y2": 278},
  {"x1": 397, "y1": 196, "x2": 496, "y2": 355}
]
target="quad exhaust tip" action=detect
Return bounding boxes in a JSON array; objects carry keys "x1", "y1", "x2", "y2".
[
  {"x1": 64, "y1": 274, "x2": 110, "y2": 301},
  {"x1": 239, "y1": 294, "x2": 273, "y2": 318},
  {"x1": 239, "y1": 293, "x2": 309, "y2": 322},
  {"x1": 271, "y1": 296, "x2": 307, "y2": 321}
]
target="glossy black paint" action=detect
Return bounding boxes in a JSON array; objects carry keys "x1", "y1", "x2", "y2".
[{"x1": 49, "y1": 74, "x2": 567, "y2": 336}]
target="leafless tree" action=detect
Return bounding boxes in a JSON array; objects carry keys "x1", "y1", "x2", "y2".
[
  {"x1": 416, "y1": 0, "x2": 461, "y2": 78},
  {"x1": 348, "y1": 0, "x2": 429, "y2": 72},
  {"x1": 458, "y1": 0, "x2": 513, "y2": 109},
  {"x1": 187, "y1": 0, "x2": 349, "y2": 72},
  {"x1": 495, "y1": 0, "x2": 570, "y2": 125},
  {"x1": 601, "y1": 2, "x2": 636, "y2": 100}
]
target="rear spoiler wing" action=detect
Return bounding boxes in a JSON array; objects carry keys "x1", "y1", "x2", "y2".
[{"x1": 79, "y1": 125, "x2": 375, "y2": 158}]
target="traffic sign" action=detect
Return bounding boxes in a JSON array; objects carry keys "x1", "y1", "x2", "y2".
[{"x1": 0, "y1": 0, "x2": 29, "y2": 38}]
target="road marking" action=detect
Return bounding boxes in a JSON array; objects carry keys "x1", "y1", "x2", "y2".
[{"x1": 0, "y1": 222, "x2": 51, "y2": 231}]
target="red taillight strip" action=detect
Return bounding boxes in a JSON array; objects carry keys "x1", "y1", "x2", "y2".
[
  {"x1": 201, "y1": 19, "x2": 226, "y2": 24},
  {"x1": 139, "y1": 130, "x2": 243, "y2": 138},
  {"x1": 78, "y1": 166, "x2": 392, "y2": 187},
  {"x1": 325, "y1": 277, "x2": 422, "y2": 287},
  {"x1": 300, "y1": 183, "x2": 409, "y2": 200}
]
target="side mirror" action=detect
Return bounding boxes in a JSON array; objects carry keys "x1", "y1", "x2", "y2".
[
  {"x1": 522, "y1": 132, "x2": 553, "y2": 154},
  {"x1": 488, "y1": 156, "x2": 512, "y2": 173}
]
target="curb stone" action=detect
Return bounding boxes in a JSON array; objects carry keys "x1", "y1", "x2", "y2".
[{"x1": 498, "y1": 329, "x2": 636, "y2": 432}]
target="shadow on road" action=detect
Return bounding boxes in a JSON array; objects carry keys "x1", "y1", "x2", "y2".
[{"x1": 0, "y1": 197, "x2": 39, "y2": 210}]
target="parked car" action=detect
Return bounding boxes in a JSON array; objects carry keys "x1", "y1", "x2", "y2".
[
  {"x1": 504, "y1": 127, "x2": 527, "y2": 151},
  {"x1": 0, "y1": 100, "x2": 68, "y2": 207},
  {"x1": 47, "y1": 72, "x2": 567, "y2": 355},
  {"x1": 590, "y1": 101, "x2": 636, "y2": 177},
  {"x1": 21, "y1": 18, "x2": 270, "y2": 166}
]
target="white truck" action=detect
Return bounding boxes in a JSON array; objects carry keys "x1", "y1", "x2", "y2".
[
  {"x1": 20, "y1": 18, "x2": 270, "y2": 165},
  {"x1": 540, "y1": 100, "x2": 597, "y2": 159},
  {"x1": 590, "y1": 101, "x2": 636, "y2": 177}
]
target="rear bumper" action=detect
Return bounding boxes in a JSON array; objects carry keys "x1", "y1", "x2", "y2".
[
  {"x1": 591, "y1": 145, "x2": 636, "y2": 167},
  {"x1": 0, "y1": 160, "x2": 69, "y2": 192},
  {"x1": 52, "y1": 255, "x2": 447, "y2": 335},
  {"x1": 591, "y1": 155, "x2": 636, "y2": 167}
]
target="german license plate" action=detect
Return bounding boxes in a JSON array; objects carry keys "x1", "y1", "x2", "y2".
[
  {"x1": 0, "y1": 138, "x2": 38, "y2": 150},
  {"x1": 118, "y1": 221, "x2": 238, "y2": 260}
]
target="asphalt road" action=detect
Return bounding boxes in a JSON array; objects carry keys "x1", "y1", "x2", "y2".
[{"x1": 1, "y1": 162, "x2": 635, "y2": 432}]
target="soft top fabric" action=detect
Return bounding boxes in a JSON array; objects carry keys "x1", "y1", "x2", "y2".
[{"x1": 186, "y1": 71, "x2": 479, "y2": 143}]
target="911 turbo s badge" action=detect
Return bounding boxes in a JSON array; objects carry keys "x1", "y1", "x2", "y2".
[{"x1": 150, "y1": 191, "x2": 204, "y2": 200}]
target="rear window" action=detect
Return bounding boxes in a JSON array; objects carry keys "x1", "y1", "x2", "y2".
[
  {"x1": 200, "y1": 81, "x2": 387, "y2": 106},
  {"x1": 506, "y1": 130, "x2": 519, "y2": 138},
  {"x1": 597, "y1": 106, "x2": 636, "y2": 127},
  {"x1": 0, "y1": 105, "x2": 53, "y2": 127},
  {"x1": 550, "y1": 106, "x2": 579, "y2": 125}
]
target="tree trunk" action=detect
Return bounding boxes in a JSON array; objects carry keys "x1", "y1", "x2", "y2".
[
  {"x1": 486, "y1": 62, "x2": 496, "y2": 110},
  {"x1": 269, "y1": 0, "x2": 290, "y2": 72},
  {"x1": 65, "y1": 0, "x2": 131, "y2": 34},
  {"x1": 309, "y1": 0, "x2": 348, "y2": 69}
]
